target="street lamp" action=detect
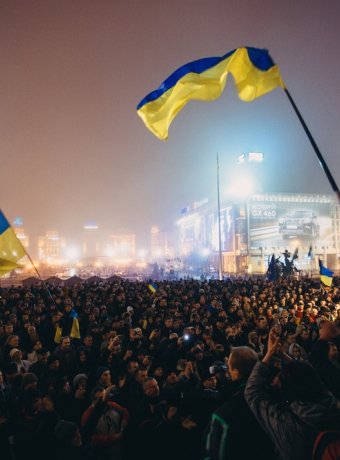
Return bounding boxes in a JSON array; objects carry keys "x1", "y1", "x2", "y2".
[
  {"x1": 217, "y1": 152, "x2": 263, "y2": 277},
  {"x1": 225, "y1": 174, "x2": 254, "y2": 275}
]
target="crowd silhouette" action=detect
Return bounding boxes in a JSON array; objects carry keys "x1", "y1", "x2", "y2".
[{"x1": 0, "y1": 276, "x2": 340, "y2": 460}]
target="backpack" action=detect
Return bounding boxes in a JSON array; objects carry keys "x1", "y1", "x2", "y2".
[{"x1": 312, "y1": 430, "x2": 340, "y2": 460}]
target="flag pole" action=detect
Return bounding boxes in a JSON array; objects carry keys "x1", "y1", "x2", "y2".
[
  {"x1": 23, "y1": 251, "x2": 57, "y2": 308},
  {"x1": 9, "y1": 223, "x2": 56, "y2": 308},
  {"x1": 216, "y1": 153, "x2": 223, "y2": 281},
  {"x1": 284, "y1": 88, "x2": 340, "y2": 203}
]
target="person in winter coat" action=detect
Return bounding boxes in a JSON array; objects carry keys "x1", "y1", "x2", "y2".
[
  {"x1": 309, "y1": 339, "x2": 340, "y2": 400},
  {"x1": 13, "y1": 390, "x2": 60, "y2": 460},
  {"x1": 53, "y1": 336, "x2": 76, "y2": 379},
  {"x1": 244, "y1": 327, "x2": 340, "y2": 460},
  {"x1": 206, "y1": 346, "x2": 275, "y2": 460},
  {"x1": 81, "y1": 385, "x2": 129, "y2": 460},
  {"x1": 54, "y1": 419, "x2": 94, "y2": 460}
]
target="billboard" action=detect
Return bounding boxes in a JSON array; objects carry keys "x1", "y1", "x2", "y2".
[{"x1": 249, "y1": 197, "x2": 334, "y2": 250}]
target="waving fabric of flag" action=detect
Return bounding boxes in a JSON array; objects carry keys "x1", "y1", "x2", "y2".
[
  {"x1": 267, "y1": 254, "x2": 277, "y2": 282},
  {"x1": 292, "y1": 247, "x2": 299, "y2": 261},
  {"x1": 70, "y1": 309, "x2": 81, "y2": 339},
  {"x1": 137, "y1": 47, "x2": 285, "y2": 140},
  {"x1": 319, "y1": 259, "x2": 334, "y2": 287},
  {"x1": 148, "y1": 283, "x2": 157, "y2": 294},
  {"x1": 54, "y1": 325, "x2": 62, "y2": 344},
  {"x1": 0, "y1": 210, "x2": 26, "y2": 275}
]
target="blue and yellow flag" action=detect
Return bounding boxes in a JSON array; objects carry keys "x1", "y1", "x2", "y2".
[
  {"x1": 319, "y1": 259, "x2": 334, "y2": 287},
  {"x1": 148, "y1": 283, "x2": 157, "y2": 294},
  {"x1": 0, "y1": 210, "x2": 26, "y2": 276},
  {"x1": 137, "y1": 47, "x2": 285, "y2": 140},
  {"x1": 54, "y1": 325, "x2": 62, "y2": 344},
  {"x1": 70, "y1": 309, "x2": 81, "y2": 339}
]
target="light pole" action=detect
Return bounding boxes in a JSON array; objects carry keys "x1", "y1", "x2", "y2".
[{"x1": 216, "y1": 154, "x2": 223, "y2": 281}]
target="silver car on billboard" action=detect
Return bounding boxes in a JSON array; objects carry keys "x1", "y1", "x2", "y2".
[{"x1": 279, "y1": 209, "x2": 320, "y2": 239}]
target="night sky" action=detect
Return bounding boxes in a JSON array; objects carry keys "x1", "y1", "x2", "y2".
[{"x1": 1, "y1": 0, "x2": 340, "y2": 249}]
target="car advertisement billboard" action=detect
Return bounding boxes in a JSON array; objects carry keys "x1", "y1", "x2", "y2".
[{"x1": 248, "y1": 198, "x2": 333, "y2": 249}]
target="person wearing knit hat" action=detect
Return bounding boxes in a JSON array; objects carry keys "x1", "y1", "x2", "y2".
[
  {"x1": 29, "y1": 348, "x2": 49, "y2": 379},
  {"x1": 199, "y1": 367, "x2": 218, "y2": 388},
  {"x1": 96, "y1": 366, "x2": 111, "y2": 388},
  {"x1": 47, "y1": 354, "x2": 60, "y2": 365},
  {"x1": 54, "y1": 419, "x2": 81, "y2": 446},
  {"x1": 73, "y1": 373, "x2": 88, "y2": 389},
  {"x1": 9, "y1": 348, "x2": 21, "y2": 360},
  {"x1": 70, "y1": 375, "x2": 90, "y2": 426},
  {"x1": 9, "y1": 348, "x2": 31, "y2": 374},
  {"x1": 54, "y1": 420, "x2": 86, "y2": 460},
  {"x1": 21, "y1": 372, "x2": 38, "y2": 390}
]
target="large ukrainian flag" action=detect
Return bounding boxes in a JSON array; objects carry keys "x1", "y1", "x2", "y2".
[
  {"x1": 0, "y1": 210, "x2": 26, "y2": 275},
  {"x1": 137, "y1": 47, "x2": 286, "y2": 140}
]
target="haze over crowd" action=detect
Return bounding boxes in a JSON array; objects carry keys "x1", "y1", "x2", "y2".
[{"x1": 1, "y1": 0, "x2": 340, "y2": 248}]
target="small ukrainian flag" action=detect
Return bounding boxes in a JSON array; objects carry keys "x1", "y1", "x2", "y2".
[
  {"x1": 319, "y1": 259, "x2": 334, "y2": 288},
  {"x1": 70, "y1": 309, "x2": 81, "y2": 339},
  {"x1": 148, "y1": 283, "x2": 157, "y2": 294},
  {"x1": 54, "y1": 325, "x2": 62, "y2": 344}
]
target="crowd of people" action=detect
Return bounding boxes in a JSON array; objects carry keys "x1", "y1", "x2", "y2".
[{"x1": 0, "y1": 275, "x2": 340, "y2": 460}]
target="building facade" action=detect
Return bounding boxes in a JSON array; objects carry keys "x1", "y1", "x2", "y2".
[
  {"x1": 175, "y1": 193, "x2": 340, "y2": 275},
  {"x1": 37, "y1": 230, "x2": 66, "y2": 262}
]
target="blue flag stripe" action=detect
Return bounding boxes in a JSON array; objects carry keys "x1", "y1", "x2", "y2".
[
  {"x1": 137, "y1": 47, "x2": 276, "y2": 110},
  {"x1": 0, "y1": 211, "x2": 10, "y2": 235}
]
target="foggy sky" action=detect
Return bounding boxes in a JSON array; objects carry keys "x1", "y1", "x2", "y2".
[{"x1": 1, "y1": 0, "x2": 340, "y2": 249}]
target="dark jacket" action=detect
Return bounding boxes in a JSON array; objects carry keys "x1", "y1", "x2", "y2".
[
  {"x1": 244, "y1": 362, "x2": 340, "y2": 460},
  {"x1": 309, "y1": 340, "x2": 340, "y2": 400},
  {"x1": 206, "y1": 379, "x2": 275, "y2": 460}
]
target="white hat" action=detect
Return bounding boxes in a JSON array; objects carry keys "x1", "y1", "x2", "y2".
[{"x1": 9, "y1": 348, "x2": 21, "y2": 359}]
